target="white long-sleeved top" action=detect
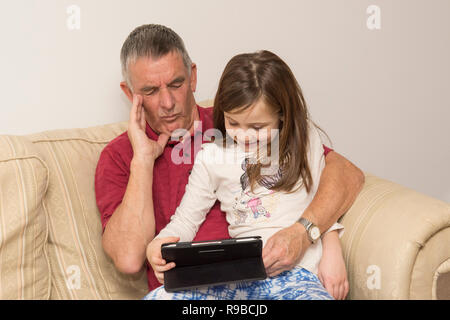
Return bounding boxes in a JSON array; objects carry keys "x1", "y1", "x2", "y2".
[{"x1": 156, "y1": 120, "x2": 344, "y2": 275}]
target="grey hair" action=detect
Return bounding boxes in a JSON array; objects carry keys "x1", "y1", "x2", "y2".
[{"x1": 120, "y1": 24, "x2": 192, "y2": 89}]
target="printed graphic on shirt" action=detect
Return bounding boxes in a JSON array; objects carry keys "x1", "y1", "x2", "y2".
[
  {"x1": 239, "y1": 157, "x2": 282, "y2": 191},
  {"x1": 261, "y1": 191, "x2": 281, "y2": 216},
  {"x1": 232, "y1": 192, "x2": 270, "y2": 224},
  {"x1": 232, "y1": 157, "x2": 282, "y2": 225},
  {"x1": 247, "y1": 195, "x2": 271, "y2": 219}
]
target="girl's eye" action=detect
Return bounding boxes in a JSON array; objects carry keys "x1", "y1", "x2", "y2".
[
  {"x1": 252, "y1": 126, "x2": 263, "y2": 130},
  {"x1": 228, "y1": 122, "x2": 238, "y2": 126}
]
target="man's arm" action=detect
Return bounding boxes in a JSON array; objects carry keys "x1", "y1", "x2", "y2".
[
  {"x1": 262, "y1": 150, "x2": 365, "y2": 277},
  {"x1": 101, "y1": 158, "x2": 156, "y2": 274},
  {"x1": 100, "y1": 94, "x2": 169, "y2": 274},
  {"x1": 301, "y1": 150, "x2": 365, "y2": 234}
]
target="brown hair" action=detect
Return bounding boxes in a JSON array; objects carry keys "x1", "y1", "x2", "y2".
[{"x1": 213, "y1": 50, "x2": 329, "y2": 194}]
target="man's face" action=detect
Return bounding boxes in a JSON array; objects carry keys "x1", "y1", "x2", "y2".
[{"x1": 123, "y1": 51, "x2": 198, "y2": 136}]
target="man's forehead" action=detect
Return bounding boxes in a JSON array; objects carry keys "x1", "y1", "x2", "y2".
[{"x1": 129, "y1": 52, "x2": 187, "y2": 86}]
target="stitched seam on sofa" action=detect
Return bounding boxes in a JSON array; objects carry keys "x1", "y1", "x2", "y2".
[
  {"x1": 5, "y1": 136, "x2": 52, "y2": 299},
  {"x1": 1, "y1": 137, "x2": 46, "y2": 299},
  {"x1": 35, "y1": 149, "x2": 52, "y2": 300},
  {"x1": 0, "y1": 155, "x2": 50, "y2": 167},
  {"x1": 59, "y1": 140, "x2": 112, "y2": 299},
  {"x1": 32, "y1": 138, "x2": 114, "y2": 145},
  {"x1": 8, "y1": 137, "x2": 28, "y2": 299},
  {"x1": 409, "y1": 226, "x2": 450, "y2": 300},
  {"x1": 41, "y1": 143, "x2": 77, "y2": 300},
  {"x1": 344, "y1": 181, "x2": 399, "y2": 298},
  {"x1": 0, "y1": 169, "x2": 5, "y2": 298},
  {"x1": 27, "y1": 122, "x2": 128, "y2": 144},
  {"x1": 0, "y1": 152, "x2": 52, "y2": 297},
  {"x1": 29, "y1": 155, "x2": 38, "y2": 299},
  {"x1": 28, "y1": 157, "x2": 52, "y2": 300},
  {"x1": 52, "y1": 142, "x2": 102, "y2": 299},
  {"x1": 433, "y1": 257, "x2": 450, "y2": 300},
  {"x1": 42, "y1": 199, "x2": 68, "y2": 299},
  {"x1": 45, "y1": 142, "x2": 100, "y2": 299},
  {"x1": 42, "y1": 204, "x2": 52, "y2": 301},
  {"x1": 344, "y1": 181, "x2": 396, "y2": 263}
]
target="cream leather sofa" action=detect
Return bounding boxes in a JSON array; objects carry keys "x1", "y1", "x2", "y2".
[{"x1": 0, "y1": 104, "x2": 449, "y2": 300}]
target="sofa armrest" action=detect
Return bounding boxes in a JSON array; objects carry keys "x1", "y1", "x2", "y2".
[{"x1": 340, "y1": 173, "x2": 450, "y2": 300}]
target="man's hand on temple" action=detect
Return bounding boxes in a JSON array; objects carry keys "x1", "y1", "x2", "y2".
[{"x1": 128, "y1": 94, "x2": 169, "y2": 163}]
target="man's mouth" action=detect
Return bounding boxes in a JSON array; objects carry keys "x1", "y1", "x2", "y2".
[{"x1": 162, "y1": 114, "x2": 180, "y2": 121}]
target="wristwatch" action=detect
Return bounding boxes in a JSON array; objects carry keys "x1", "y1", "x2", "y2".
[{"x1": 297, "y1": 217, "x2": 321, "y2": 244}]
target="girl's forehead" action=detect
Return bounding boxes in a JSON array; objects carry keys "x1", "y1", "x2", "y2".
[{"x1": 224, "y1": 99, "x2": 278, "y2": 122}]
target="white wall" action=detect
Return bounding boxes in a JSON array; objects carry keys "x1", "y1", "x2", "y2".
[{"x1": 1, "y1": 0, "x2": 449, "y2": 203}]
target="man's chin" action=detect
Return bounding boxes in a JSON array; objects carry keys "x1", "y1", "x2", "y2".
[{"x1": 159, "y1": 121, "x2": 190, "y2": 138}]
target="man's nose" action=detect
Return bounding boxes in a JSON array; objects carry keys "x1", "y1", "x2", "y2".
[{"x1": 159, "y1": 87, "x2": 175, "y2": 111}]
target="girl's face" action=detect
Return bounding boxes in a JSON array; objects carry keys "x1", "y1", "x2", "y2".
[{"x1": 224, "y1": 98, "x2": 281, "y2": 152}]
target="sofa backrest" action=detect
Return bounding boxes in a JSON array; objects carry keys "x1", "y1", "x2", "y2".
[{"x1": 22, "y1": 122, "x2": 148, "y2": 299}]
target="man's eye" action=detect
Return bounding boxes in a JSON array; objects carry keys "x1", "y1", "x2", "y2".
[{"x1": 170, "y1": 83, "x2": 183, "y2": 89}]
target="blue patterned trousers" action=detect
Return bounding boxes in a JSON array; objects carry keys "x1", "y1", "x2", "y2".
[{"x1": 143, "y1": 267, "x2": 333, "y2": 300}]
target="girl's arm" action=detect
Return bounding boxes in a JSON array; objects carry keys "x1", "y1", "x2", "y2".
[
  {"x1": 318, "y1": 230, "x2": 349, "y2": 300},
  {"x1": 155, "y1": 146, "x2": 218, "y2": 241},
  {"x1": 146, "y1": 146, "x2": 219, "y2": 283}
]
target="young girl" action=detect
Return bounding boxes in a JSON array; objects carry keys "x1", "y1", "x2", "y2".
[{"x1": 144, "y1": 50, "x2": 348, "y2": 300}]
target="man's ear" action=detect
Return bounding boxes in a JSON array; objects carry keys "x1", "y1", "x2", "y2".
[
  {"x1": 120, "y1": 81, "x2": 134, "y2": 103},
  {"x1": 190, "y1": 63, "x2": 197, "y2": 93}
]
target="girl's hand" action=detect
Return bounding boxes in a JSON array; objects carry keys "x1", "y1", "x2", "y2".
[
  {"x1": 146, "y1": 236, "x2": 180, "y2": 284},
  {"x1": 318, "y1": 232, "x2": 349, "y2": 300}
]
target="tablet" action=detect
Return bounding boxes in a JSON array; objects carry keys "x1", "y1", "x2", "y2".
[{"x1": 161, "y1": 236, "x2": 267, "y2": 292}]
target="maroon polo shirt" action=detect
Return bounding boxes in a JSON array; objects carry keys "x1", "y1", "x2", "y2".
[{"x1": 95, "y1": 105, "x2": 334, "y2": 291}]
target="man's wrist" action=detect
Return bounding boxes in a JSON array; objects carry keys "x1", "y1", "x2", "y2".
[
  {"x1": 292, "y1": 222, "x2": 313, "y2": 248},
  {"x1": 131, "y1": 156, "x2": 155, "y2": 171},
  {"x1": 300, "y1": 209, "x2": 320, "y2": 232}
]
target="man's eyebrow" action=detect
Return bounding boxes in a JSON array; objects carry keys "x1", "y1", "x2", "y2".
[
  {"x1": 140, "y1": 77, "x2": 185, "y2": 92},
  {"x1": 140, "y1": 85, "x2": 157, "y2": 93},
  {"x1": 168, "y1": 76, "x2": 185, "y2": 85}
]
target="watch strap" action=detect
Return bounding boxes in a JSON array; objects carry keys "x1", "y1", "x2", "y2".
[{"x1": 298, "y1": 217, "x2": 319, "y2": 243}]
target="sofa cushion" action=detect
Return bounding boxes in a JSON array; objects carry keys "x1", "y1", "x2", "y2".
[
  {"x1": 26, "y1": 122, "x2": 149, "y2": 300},
  {"x1": 0, "y1": 135, "x2": 51, "y2": 299}
]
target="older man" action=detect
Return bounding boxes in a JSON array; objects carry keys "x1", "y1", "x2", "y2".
[{"x1": 95, "y1": 24, "x2": 364, "y2": 292}]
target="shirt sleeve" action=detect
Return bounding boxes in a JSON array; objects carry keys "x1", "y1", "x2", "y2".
[
  {"x1": 322, "y1": 222, "x2": 345, "y2": 239},
  {"x1": 306, "y1": 120, "x2": 327, "y2": 196},
  {"x1": 323, "y1": 144, "x2": 333, "y2": 157},
  {"x1": 155, "y1": 146, "x2": 218, "y2": 242},
  {"x1": 307, "y1": 125, "x2": 343, "y2": 238},
  {"x1": 95, "y1": 147, "x2": 130, "y2": 233}
]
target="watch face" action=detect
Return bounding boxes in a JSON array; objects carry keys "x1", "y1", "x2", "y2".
[{"x1": 310, "y1": 226, "x2": 321, "y2": 241}]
